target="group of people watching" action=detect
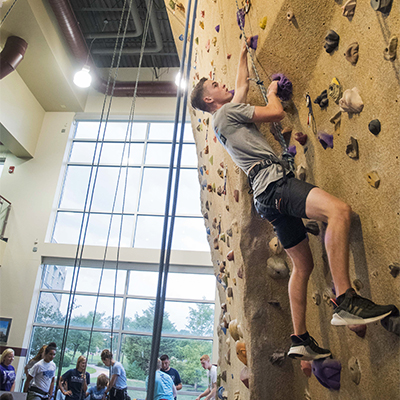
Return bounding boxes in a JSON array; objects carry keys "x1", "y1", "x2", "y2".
[{"x1": 1, "y1": 346, "x2": 216, "y2": 400}]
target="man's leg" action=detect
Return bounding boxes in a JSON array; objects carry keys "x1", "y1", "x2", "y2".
[
  {"x1": 305, "y1": 187, "x2": 352, "y2": 297},
  {"x1": 285, "y1": 238, "x2": 314, "y2": 336}
]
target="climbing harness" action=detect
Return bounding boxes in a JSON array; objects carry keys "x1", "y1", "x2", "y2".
[{"x1": 234, "y1": 0, "x2": 295, "y2": 173}]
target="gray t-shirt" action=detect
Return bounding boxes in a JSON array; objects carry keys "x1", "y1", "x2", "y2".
[{"x1": 212, "y1": 102, "x2": 284, "y2": 197}]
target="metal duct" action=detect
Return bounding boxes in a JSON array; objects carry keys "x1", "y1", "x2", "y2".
[
  {"x1": 0, "y1": 36, "x2": 28, "y2": 80},
  {"x1": 47, "y1": 0, "x2": 177, "y2": 97}
]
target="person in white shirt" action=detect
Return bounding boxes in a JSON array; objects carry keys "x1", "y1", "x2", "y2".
[
  {"x1": 195, "y1": 355, "x2": 216, "y2": 400},
  {"x1": 23, "y1": 342, "x2": 57, "y2": 400}
]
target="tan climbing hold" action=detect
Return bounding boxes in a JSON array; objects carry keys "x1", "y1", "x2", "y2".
[
  {"x1": 221, "y1": 65, "x2": 227, "y2": 74},
  {"x1": 366, "y1": 171, "x2": 380, "y2": 188},
  {"x1": 312, "y1": 291, "x2": 321, "y2": 305},
  {"x1": 259, "y1": 16, "x2": 267, "y2": 29},
  {"x1": 329, "y1": 110, "x2": 342, "y2": 126},
  {"x1": 342, "y1": 0, "x2": 357, "y2": 17},
  {"x1": 227, "y1": 287, "x2": 233, "y2": 298},
  {"x1": 229, "y1": 319, "x2": 240, "y2": 341},
  {"x1": 212, "y1": 37, "x2": 217, "y2": 46},
  {"x1": 227, "y1": 250, "x2": 234, "y2": 261},
  {"x1": 346, "y1": 136, "x2": 359, "y2": 159},
  {"x1": 226, "y1": 228, "x2": 233, "y2": 237},
  {"x1": 213, "y1": 237, "x2": 219, "y2": 249},
  {"x1": 176, "y1": 2, "x2": 185, "y2": 12},
  {"x1": 221, "y1": 370, "x2": 227, "y2": 381},
  {"x1": 384, "y1": 35, "x2": 398, "y2": 61},
  {"x1": 236, "y1": 341, "x2": 247, "y2": 365},
  {"x1": 234, "y1": 189, "x2": 239, "y2": 202},
  {"x1": 353, "y1": 278, "x2": 363, "y2": 291},
  {"x1": 266, "y1": 256, "x2": 290, "y2": 279},
  {"x1": 296, "y1": 164, "x2": 306, "y2": 181},
  {"x1": 231, "y1": 219, "x2": 238, "y2": 233},
  {"x1": 240, "y1": 366, "x2": 249, "y2": 388},
  {"x1": 287, "y1": 10, "x2": 294, "y2": 22},
  {"x1": 234, "y1": 390, "x2": 240, "y2": 400},
  {"x1": 225, "y1": 347, "x2": 231, "y2": 365},
  {"x1": 339, "y1": 87, "x2": 364, "y2": 113},
  {"x1": 348, "y1": 357, "x2": 361, "y2": 384},
  {"x1": 221, "y1": 303, "x2": 227, "y2": 312},
  {"x1": 237, "y1": 266, "x2": 244, "y2": 279},
  {"x1": 199, "y1": 21, "x2": 204, "y2": 29},
  {"x1": 344, "y1": 42, "x2": 359, "y2": 65},
  {"x1": 217, "y1": 168, "x2": 224, "y2": 178},
  {"x1": 223, "y1": 312, "x2": 231, "y2": 328},
  {"x1": 269, "y1": 237, "x2": 283, "y2": 255}
]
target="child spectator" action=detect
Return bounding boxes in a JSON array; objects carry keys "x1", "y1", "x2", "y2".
[{"x1": 86, "y1": 374, "x2": 109, "y2": 400}]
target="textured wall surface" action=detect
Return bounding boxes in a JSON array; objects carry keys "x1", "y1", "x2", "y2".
[{"x1": 169, "y1": 0, "x2": 400, "y2": 398}]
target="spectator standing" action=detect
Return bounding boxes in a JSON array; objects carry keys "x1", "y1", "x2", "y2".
[
  {"x1": 59, "y1": 356, "x2": 90, "y2": 400},
  {"x1": 145, "y1": 359, "x2": 174, "y2": 400},
  {"x1": 0, "y1": 349, "x2": 16, "y2": 392},
  {"x1": 100, "y1": 350, "x2": 130, "y2": 400},
  {"x1": 160, "y1": 355, "x2": 181, "y2": 400},
  {"x1": 23, "y1": 342, "x2": 57, "y2": 400}
]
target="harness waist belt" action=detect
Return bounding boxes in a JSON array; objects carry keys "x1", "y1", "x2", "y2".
[{"x1": 28, "y1": 386, "x2": 49, "y2": 397}]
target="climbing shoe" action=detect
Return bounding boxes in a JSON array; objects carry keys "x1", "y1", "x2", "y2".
[
  {"x1": 331, "y1": 288, "x2": 395, "y2": 326},
  {"x1": 288, "y1": 334, "x2": 331, "y2": 361}
]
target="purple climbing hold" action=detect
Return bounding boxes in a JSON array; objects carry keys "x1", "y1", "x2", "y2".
[
  {"x1": 237, "y1": 8, "x2": 245, "y2": 28},
  {"x1": 271, "y1": 73, "x2": 293, "y2": 101},
  {"x1": 215, "y1": 25, "x2": 220, "y2": 33},
  {"x1": 249, "y1": 35, "x2": 258, "y2": 50},
  {"x1": 318, "y1": 132, "x2": 334, "y2": 149},
  {"x1": 288, "y1": 145, "x2": 297, "y2": 156},
  {"x1": 312, "y1": 358, "x2": 342, "y2": 391},
  {"x1": 229, "y1": 89, "x2": 235, "y2": 96}
]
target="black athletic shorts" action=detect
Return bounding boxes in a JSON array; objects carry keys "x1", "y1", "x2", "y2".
[{"x1": 253, "y1": 174, "x2": 316, "y2": 249}]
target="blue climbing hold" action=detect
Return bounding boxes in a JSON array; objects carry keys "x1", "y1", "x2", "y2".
[{"x1": 179, "y1": 34, "x2": 184, "y2": 41}]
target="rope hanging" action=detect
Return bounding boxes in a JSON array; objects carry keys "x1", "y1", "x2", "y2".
[{"x1": 234, "y1": 0, "x2": 295, "y2": 172}]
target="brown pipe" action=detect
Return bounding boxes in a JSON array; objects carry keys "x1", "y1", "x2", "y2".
[
  {"x1": 48, "y1": 0, "x2": 177, "y2": 97},
  {"x1": 0, "y1": 36, "x2": 28, "y2": 80}
]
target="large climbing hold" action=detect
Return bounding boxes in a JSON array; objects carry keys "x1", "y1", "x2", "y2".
[
  {"x1": 294, "y1": 131, "x2": 307, "y2": 145},
  {"x1": 339, "y1": 87, "x2": 364, "y2": 113},
  {"x1": 312, "y1": 358, "x2": 342, "y2": 390},
  {"x1": 348, "y1": 357, "x2": 361, "y2": 385},
  {"x1": 271, "y1": 73, "x2": 293, "y2": 101},
  {"x1": 344, "y1": 42, "x2": 359, "y2": 65},
  {"x1": 236, "y1": 341, "x2": 247, "y2": 365},
  {"x1": 324, "y1": 30, "x2": 340, "y2": 53}
]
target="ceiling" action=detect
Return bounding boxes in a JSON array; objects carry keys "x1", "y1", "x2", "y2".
[
  {"x1": 0, "y1": 0, "x2": 180, "y2": 112},
  {"x1": 70, "y1": 0, "x2": 180, "y2": 69}
]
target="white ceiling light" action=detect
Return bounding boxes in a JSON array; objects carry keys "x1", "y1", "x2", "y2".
[
  {"x1": 73, "y1": 65, "x2": 92, "y2": 88},
  {"x1": 175, "y1": 71, "x2": 186, "y2": 90}
]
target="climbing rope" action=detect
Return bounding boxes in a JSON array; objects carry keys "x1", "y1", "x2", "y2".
[
  {"x1": 0, "y1": 0, "x2": 19, "y2": 27},
  {"x1": 234, "y1": 0, "x2": 295, "y2": 172}
]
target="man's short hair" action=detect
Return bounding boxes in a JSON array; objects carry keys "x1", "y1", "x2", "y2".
[
  {"x1": 200, "y1": 354, "x2": 210, "y2": 362},
  {"x1": 156, "y1": 358, "x2": 162, "y2": 370},
  {"x1": 191, "y1": 78, "x2": 210, "y2": 113},
  {"x1": 160, "y1": 354, "x2": 169, "y2": 361}
]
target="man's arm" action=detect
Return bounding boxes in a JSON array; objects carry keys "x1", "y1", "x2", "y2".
[
  {"x1": 195, "y1": 387, "x2": 210, "y2": 400},
  {"x1": 232, "y1": 38, "x2": 251, "y2": 104},
  {"x1": 205, "y1": 383, "x2": 217, "y2": 400},
  {"x1": 107, "y1": 374, "x2": 118, "y2": 393},
  {"x1": 252, "y1": 81, "x2": 285, "y2": 123}
]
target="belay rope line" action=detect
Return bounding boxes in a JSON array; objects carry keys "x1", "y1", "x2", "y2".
[
  {"x1": 234, "y1": 0, "x2": 295, "y2": 172},
  {"x1": 55, "y1": 0, "x2": 159, "y2": 398}
]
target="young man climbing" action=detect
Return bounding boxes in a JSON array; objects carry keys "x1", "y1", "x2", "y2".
[{"x1": 190, "y1": 37, "x2": 395, "y2": 360}]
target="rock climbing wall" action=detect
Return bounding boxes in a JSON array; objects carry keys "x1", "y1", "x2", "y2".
[{"x1": 167, "y1": 0, "x2": 400, "y2": 399}]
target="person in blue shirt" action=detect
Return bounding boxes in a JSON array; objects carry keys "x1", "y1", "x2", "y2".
[
  {"x1": 59, "y1": 356, "x2": 90, "y2": 400},
  {"x1": 0, "y1": 349, "x2": 16, "y2": 392},
  {"x1": 146, "y1": 359, "x2": 174, "y2": 400},
  {"x1": 100, "y1": 350, "x2": 130, "y2": 400},
  {"x1": 86, "y1": 374, "x2": 108, "y2": 400}
]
